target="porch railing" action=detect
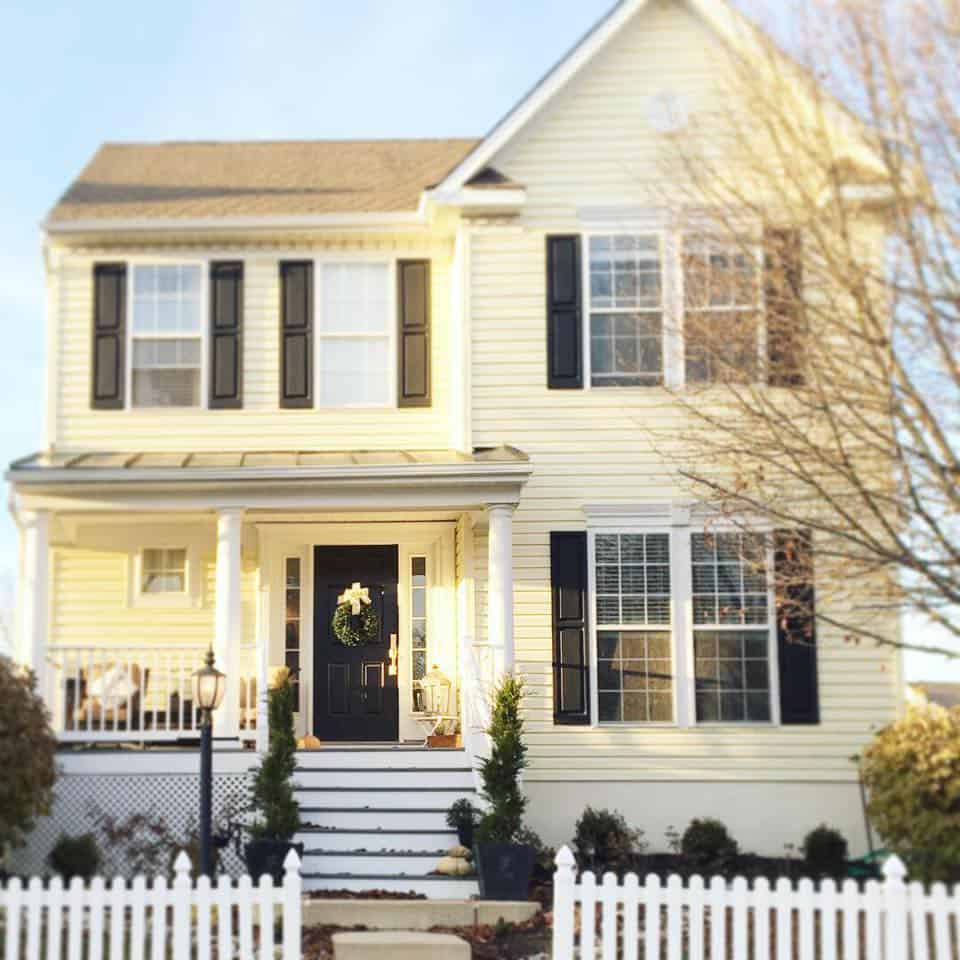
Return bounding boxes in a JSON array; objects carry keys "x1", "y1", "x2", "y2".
[{"x1": 46, "y1": 644, "x2": 258, "y2": 742}]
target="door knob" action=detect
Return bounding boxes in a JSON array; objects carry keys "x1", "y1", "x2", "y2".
[{"x1": 388, "y1": 634, "x2": 398, "y2": 676}]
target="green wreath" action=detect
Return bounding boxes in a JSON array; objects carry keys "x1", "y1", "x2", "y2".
[{"x1": 332, "y1": 602, "x2": 380, "y2": 647}]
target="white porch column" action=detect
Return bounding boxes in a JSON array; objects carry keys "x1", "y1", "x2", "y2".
[
  {"x1": 20, "y1": 509, "x2": 50, "y2": 692},
  {"x1": 486, "y1": 503, "x2": 516, "y2": 675},
  {"x1": 214, "y1": 508, "x2": 243, "y2": 739}
]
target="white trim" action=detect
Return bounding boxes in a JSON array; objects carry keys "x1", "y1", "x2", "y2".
[{"x1": 43, "y1": 211, "x2": 428, "y2": 236}]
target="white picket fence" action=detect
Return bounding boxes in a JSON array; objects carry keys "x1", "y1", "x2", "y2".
[
  {"x1": 1, "y1": 849, "x2": 302, "y2": 960},
  {"x1": 552, "y1": 845, "x2": 960, "y2": 960}
]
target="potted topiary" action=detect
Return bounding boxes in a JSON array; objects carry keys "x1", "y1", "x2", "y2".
[
  {"x1": 473, "y1": 675, "x2": 535, "y2": 900},
  {"x1": 245, "y1": 671, "x2": 303, "y2": 881},
  {"x1": 446, "y1": 798, "x2": 479, "y2": 848}
]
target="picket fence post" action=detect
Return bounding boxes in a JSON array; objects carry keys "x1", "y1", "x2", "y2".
[
  {"x1": 172, "y1": 852, "x2": 192, "y2": 960},
  {"x1": 883, "y1": 855, "x2": 909, "y2": 960},
  {"x1": 282, "y1": 847, "x2": 303, "y2": 960},
  {"x1": 553, "y1": 846, "x2": 577, "y2": 960}
]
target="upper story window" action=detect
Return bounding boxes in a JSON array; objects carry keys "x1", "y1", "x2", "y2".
[
  {"x1": 131, "y1": 264, "x2": 204, "y2": 408},
  {"x1": 588, "y1": 236, "x2": 664, "y2": 386},
  {"x1": 317, "y1": 263, "x2": 392, "y2": 407},
  {"x1": 683, "y1": 237, "x2": 761, "y2": 384}
]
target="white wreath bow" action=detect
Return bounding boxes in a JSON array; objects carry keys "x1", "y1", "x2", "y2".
[{"x1": 337, "y1": 582, "x2": 371, "y2": 615}]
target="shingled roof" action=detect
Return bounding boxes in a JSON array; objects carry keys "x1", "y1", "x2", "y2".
[{"x1": 47, "y1": 138, "x2": 480, "y2": 222}]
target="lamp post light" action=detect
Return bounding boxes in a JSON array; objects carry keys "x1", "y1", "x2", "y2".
[{"x1": 192, "y1": 648, "x2": 226, "y2": 877}]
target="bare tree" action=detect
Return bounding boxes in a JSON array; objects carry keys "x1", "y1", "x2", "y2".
[{"x1": 644, "y1": 0, "x2": 958, "y2": 654}]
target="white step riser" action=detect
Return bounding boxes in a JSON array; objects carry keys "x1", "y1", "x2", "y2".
[
  {"x1": 296, "y1": 750, "x2": 468, "y2": 770},
  {"x1": 295, "y1": 769, "x2": 474, "y2": 790},
  {"x1": 296, "y1": 831, "x2": 457, "y2": 853},
  {"x1": 295, "y1": 789, "x2": 473, "y2": 810},
  {"x1": 304, "y1": 853, "x2": 451, "y2": 875},
  {"x1": 301, "y1": 876, "x2": 479, "y2": 898},
  {"x1": 300, "y1": 809, "x2": 451, "y2": 831}
]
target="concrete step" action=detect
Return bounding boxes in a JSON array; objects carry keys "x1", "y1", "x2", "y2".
[
  {"x1": 296, "y1": 748, "x2": 468, "y2": 770},
  {"x1": 302, "y1": 874, "x2": 479, "y2": 898},
  {"x1": 296, "y1": 829, "x2": 458, "y2": 853},
  {"x1": 299, "y1": 807, "x2": 452, "y2": 832},
  {"x1": 332, "y1": 931, "x2": 469, "y2": 960},
  {"x1": 303, "y1": 898, "x2": 540, "y2": 931},
  {"x1": 294, "y1": 767, "x2": 475, "y2": 790},
  {"x1": 293, "y1": 787, "x2": 474, "y2": 809},
  {"x1": 303, "y1": 850, "x2": 453, "y2": 876}
]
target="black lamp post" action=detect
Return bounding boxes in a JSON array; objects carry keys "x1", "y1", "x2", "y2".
[{"x1": 192, "y1": 648, "x2": 226, "y2": 877}]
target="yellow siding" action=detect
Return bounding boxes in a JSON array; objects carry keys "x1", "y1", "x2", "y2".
[
  {"x1": 468, "y1": 0, "x2": 900, "y2": 781},
  {"x1": 52, "y1": 234, "x2": 453, "y2": 452}
]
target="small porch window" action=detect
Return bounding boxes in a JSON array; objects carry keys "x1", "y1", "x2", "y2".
[{"x1": 141, "y1": 548, "x2": 187, "y2": 594}]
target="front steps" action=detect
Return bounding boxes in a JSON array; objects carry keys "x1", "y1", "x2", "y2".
[{"x1": 293, "y1": 747, "x2": 479, "y2": 897}]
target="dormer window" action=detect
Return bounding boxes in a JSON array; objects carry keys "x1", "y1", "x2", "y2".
[{"x1": 131, "y1": 264, "x2": 204, "y2": 408}]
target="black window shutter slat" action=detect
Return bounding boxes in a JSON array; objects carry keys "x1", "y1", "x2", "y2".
[
  {"x1": 765, "y1": 228, "x2": 806, "y2": 387},
  {"x1": 397, "y1": 259, "x2": 431, "y2": 407},
  {"x1": 775, "y1": 529, "x2": 820, "y2": 724},
  {"x1": 551, "y1": 531, "x2": 591, "y2": 724},
  {"x1": 209, "y1": 261, "x2": 243, "y2": 409},
  {"x1": 546, "y1": 235, "x2": 583, "y2": 389},
  {"x1": 91, "y1": 263, "x2": 126, "y2": 410},
  {"x1": 279, "y1": 261, "x2": 313, "y2": 408}
]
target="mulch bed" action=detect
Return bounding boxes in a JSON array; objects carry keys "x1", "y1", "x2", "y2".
[{"x1": 303, "y1": 888, "x2": 426, "y2": 900}]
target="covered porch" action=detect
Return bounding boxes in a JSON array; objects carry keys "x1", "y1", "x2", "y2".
[{"x1": 8, "y1": 447, "x2": 531, "y2": 756}]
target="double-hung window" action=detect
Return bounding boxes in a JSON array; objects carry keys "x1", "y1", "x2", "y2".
[
  {"x1": 590, "y1": 524, "x2": 775, "y2": 726},
  {"x1": 131, "y1": 264, "x2": 204, "y2": 408},
  {"x1": 588, "y1": 235, "x2": 664, "y2": 386},
  {"x1": 683, "y1": 236, "x2": 761, "y2": 383},
  {"x1": 594, "y1": 532, "x2": 673, "y2": 722},
  {"x1": 317, "y1": 262, "x2": 392, "y2": 406}
]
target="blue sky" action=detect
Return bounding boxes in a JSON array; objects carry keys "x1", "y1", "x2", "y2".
[{"x1": 0, "y1": 0, "x2": 954, "y2": 678}]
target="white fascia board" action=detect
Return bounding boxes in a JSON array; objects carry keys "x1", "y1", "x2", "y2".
[
  {"x1": 426, "y1": 186, "x2": 527, "y2": 215},
  {"x1": 42, "y1": 210, "x2": 428, "y2": 236}
]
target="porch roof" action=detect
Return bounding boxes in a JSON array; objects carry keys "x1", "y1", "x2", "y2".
[{"x1": 7, "y1": 445, "x2": 530, "y2": 491}]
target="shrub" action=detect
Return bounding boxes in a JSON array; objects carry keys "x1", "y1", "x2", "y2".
[
  {"x1": 446, "y1": 798, "x2": 479, "y2": 838},
  {"x1": 803, "y1": 825, "x2": 848, "y2": 878},
  {"x1": 573, "y1": 807, "x2": 644, "y2": 873},
  {"x1": 681, "y1": 818, "x2": 739, "y2": 873},
  {"x1": 861, "y1": 705, "x2": 960, "y2": 882},
  {"x1": 0, "y1": 658, "x2": 57, "y2": 850},
  {"x1": 476, "y1": 675, "x2": 527, "y2": 844},
  {"x1": 48, "y1": 833, "x2": 101, "y2": 880},
  {"x1": 249, "y1": 673, "x2": 301, "y2": 841}
]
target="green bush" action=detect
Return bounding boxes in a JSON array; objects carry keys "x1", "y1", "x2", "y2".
[
  {"x1": 0, "y1": 658, "x2": 57, "y2": 850},
  {"x1": 249, "y1": 674, "x2": 301, "y2": 841},
  {"x1": 803, "y1": 825, "x2": 848, "y2": 878},
  {"x1": 476, "y1": 675, "x2": 527, "y2": 844},
  {"x1": 573, "y1": 807, "x2": 644, "y2": 873},
  {"x1": 861, "y1": 705, "x2": 960, "y2": 882},
  {"x1": 681, "y1": 818, "x2": 739, "y2": 873},
  {"x1": 47, "y1": 833, "x2": 102, "y2": 880},
  {"x1": 446, "y1": 798, "x2": 478, "y2": 834}
]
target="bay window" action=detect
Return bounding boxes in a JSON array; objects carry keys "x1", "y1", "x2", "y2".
[{"x1": 131, "y1": 264, "x2": 203, "y2": 408}]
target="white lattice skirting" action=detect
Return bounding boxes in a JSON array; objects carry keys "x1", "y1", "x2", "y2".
[{"x1": 8, "y1": 765, "x2": 252, "y2": 878}]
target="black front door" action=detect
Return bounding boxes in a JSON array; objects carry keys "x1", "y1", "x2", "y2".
[{"x1": 313, "y1": 545, "x2": 399, "y2": 741}]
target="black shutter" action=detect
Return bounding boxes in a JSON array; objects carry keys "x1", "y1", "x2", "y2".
[
  {"x1": 209, "y1": 261, "x2": 243, "y2": 409},
  {"x1": 279, "y1": 261, "x2": 313, "y2": 408},
  {"x1": 765, "y1": 228, "x2": 806, "y2": 387},
  {"x1": 91, "y1": 263, "x2": 126, "y2": 409},
  {"x1": 397, "y1": 259, "x2": 431, "y2": 407},
  {"x1": 546, "y1": 235, "x2": 583, "y2": 389},
  {"x1": 551, "y1": 531, "x2": 590, "y2": 724},
  {"x1": 775, "y1": 529, "x2": 820, "y2": 724}
]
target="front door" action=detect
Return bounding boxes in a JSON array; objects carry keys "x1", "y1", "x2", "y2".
[{"x1": 313, "y1": 545, "x2": 399, "y2": 741}]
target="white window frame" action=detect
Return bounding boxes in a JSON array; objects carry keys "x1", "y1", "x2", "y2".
[
  {"x1": 125, "y1": 259, "x2": 210, "y2": 412},
  {"x1": 128, "y1": 543, "x2": 203, "y2": 609},
  {"x1": 577, "y1": 214, "x2": 767, "y2": 390},
  {"x1": 585, "y1": 505, "x2": 780, "y2": 728},
  {"x1": 313, "y1": 256, "x2": 397, "y2": 410},
  {"x1": 581, "y1": 231, "x2": 669, "y2": 391}
]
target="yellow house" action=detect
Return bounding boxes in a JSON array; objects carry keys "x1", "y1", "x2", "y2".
[{"x1": 7, "y1": 0, "x2": 900, "y2": 893}]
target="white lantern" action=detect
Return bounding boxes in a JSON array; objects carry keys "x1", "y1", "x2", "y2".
[
  {"x1": 192, "y1": 648, "x2": 226, "y2": 713},
  {"x1": 420, "y1": 664, "x2": 452, "y2": 717}
]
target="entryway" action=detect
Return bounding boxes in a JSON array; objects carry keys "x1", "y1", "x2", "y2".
[{"x1": 313, "y1": 545, "x2": 399, "y2": 741}]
